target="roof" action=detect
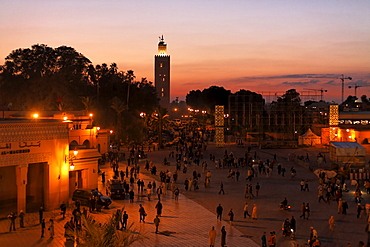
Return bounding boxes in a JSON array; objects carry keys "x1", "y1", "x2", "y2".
[
  {"x1": 301, "y1": 128, "x2": 320, "y2": 138},
  {"x1": 330, "y1": 142, "x2": 365, "y2": 149},
  {"x1": 74, "y1": 149, "x2": 102, "y2": 160},
  {"x1": 0, "y1": 118, "x2": 61, "y2": 124}
]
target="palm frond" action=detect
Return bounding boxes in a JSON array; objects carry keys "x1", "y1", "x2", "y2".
[{"x1": 74, "y1": 208, "x2": 146, "y2": 247}]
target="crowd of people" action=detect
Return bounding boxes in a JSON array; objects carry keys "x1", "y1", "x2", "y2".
[{"x1": 6, "y1": 126, "x2": 370, "y2": 246}]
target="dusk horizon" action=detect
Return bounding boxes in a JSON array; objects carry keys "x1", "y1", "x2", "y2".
[{"x1": 1, "y1": 0, "x2": 369, "y2": 104}]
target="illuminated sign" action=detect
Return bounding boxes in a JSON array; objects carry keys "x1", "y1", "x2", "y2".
[{"x1": 1, "y1": 149, "x2": 30, "y2": 155}]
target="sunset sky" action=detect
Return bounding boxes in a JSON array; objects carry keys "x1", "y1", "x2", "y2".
[{"x1": 1, "y1": 0, "x2": 369, "y2": 103}]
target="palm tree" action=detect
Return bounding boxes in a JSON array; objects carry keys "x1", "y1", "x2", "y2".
[
  {"x1": 110, "y1": 97, "x2": 127, "y2": 141},
  {"x1": 71, "y1": 208, "x2": 145, "y2": 247},
  {"x1": 150, "y1": 107, "x2": 169, "y2": 149},
  {"x1": 124, "y1": 70, "x2": 136, "y2": 110},
  {"x1": 80, "y1": 96, "x2": 94, "y2": 113}
]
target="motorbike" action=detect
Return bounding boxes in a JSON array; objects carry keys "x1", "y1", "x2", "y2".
[
  {"x1": 282, "y1": 227, "x2": 295, "y2": 239},
  {"x1": 279, "y1": 202, "x2": 291, "y2": 210}
]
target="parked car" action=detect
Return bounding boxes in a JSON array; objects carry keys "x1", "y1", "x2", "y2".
[
  {"x1": 72, "y1": 188, "x2": 112, "y2": 208},
  {"x1": 107, "y1": 179, "x2": 125, "y2": 199}
]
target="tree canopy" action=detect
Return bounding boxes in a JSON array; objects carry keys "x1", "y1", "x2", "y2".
[
  {"x1": 186, "y1": 86, "x2": 231, "y2": 113},
  {"x1": 0, "y1": 44, "x2": 159, "y2": 143}
]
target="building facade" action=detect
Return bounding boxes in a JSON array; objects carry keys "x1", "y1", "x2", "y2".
[
  {"x1": 0, "y1": 111, "x2": 108, "y2": 217},
  {"x1": 155, "y1": 35, "x2": 171, "y2": 109}
]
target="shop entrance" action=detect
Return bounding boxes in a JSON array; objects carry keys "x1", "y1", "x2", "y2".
[
  {"x1": 69, "y1": 170, "x2": 84, "y2": 196},
  {"x1": 0, "y1": 166, "x2": 17, "y2": 218},
  {"x1": 26, "y1": 163, "x2": 45, "y2": 212}
]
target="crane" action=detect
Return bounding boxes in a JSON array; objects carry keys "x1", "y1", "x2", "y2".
[
  {"x1": 348, "y1": 84, "x2": 370, "y2": 97},
  {"x1": 303, "y1": 88, "x2": 327, "y2": 101},
  {"x1": 308, "y1": 74, "x2": 352, "y2": 102}
]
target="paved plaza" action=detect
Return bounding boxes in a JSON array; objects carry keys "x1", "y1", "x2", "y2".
[{"x1": 0, "y1": 144, "x2": 368, "y2": 246}]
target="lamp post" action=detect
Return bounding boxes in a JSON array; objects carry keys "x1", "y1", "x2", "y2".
[
  {"x1": 140, "y1": 112, "x2": 146, "y2": 143},
  {"x1": 66, "y1": 149, "x2": 79, "y2": 171}
]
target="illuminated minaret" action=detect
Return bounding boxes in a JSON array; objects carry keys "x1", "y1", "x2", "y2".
[{"x1": 155, "y1": 35, "x2": 170, "y2": 109}]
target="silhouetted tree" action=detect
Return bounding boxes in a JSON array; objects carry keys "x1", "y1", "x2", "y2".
[
  {"x1": 361, "y1": 95, "x2": 369, "y2": 103},
  {"x1": 341, "y1": 95, "x2": 358, "y2": 108},
  {"x1": 269, "y1": 89, "x2": 306, "y2": 138},
  {"x1": 0, "y1": 44, "x2": 160, "y2": 144},
  {"x1": 186, "y1": 86, "x2": 231, "y2": 113}
]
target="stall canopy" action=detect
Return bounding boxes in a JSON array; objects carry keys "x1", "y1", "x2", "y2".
[
  {"x1": 298, "y1": 128, "x2": 321, "y2": 146},
  {"x1": 330, "y1": 142, "x2": 366, "y2": 156},
  {"x1": 329, "y1": 141, "x2": 366, "y2": 166}
]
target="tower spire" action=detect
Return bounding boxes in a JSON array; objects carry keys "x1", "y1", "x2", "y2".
[
  {"x1": 157, "y1": 35, "x2": 167, "y2": 55},
  {"x1": 159, "y1": 35, "x2": 164, "y2": 42},
  {"x1": 154, "y1": 35, "x2": 170, "y2": 109}
]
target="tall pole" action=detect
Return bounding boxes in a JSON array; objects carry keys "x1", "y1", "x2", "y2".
[
  {"x1": 341, "y1": 75, "x2": 344, "y2": 103},
  {"x1": 341, "y1": 74, "x2": 352, "y2": 103}
]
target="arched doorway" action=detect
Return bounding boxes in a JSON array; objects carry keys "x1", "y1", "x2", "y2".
[
  {"x1": 69, "y1": 140, "x2": 79, "y2": 150},
  {"x1": 82, "y1": 140, "x2": 91, "y2": 148}
]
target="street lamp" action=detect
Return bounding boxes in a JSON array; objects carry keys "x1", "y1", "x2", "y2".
[
  {"x1": 66, "y1": 149, "x2": 78, "y2": 171},
  {"x1": 139, "y1": 112, "x2": 147, "y2": 142}
]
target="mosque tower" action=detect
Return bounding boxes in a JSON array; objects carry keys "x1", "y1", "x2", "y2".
[{"x1": 154, "y1": 35, "x2": 170, "y2": 109}]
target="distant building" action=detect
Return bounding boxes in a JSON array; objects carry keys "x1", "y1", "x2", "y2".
[{"x1": 154, "y1": 35, "x2": 170, "y2": 109}]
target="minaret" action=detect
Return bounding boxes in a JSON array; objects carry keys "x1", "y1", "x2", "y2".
[{"x1": 155, "y1": 35, "x2": 170, "y2": 109}]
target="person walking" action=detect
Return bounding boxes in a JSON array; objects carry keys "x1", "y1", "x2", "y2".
[
  {"x1": 305, "y1": 180, "x2": 309, "y2": 191},
  {"x1": 8, "y1": 212, "x2": 16, "y2": 232},
  {"x1": 244, "y1": 184, "x2": 250, "y2": 198},
  {"x1": 154, "y1": 215, "x2": 160, "y2": 233},
  {"x1": 318, "y1": 187, "x2": 326, "y2": 203},
  {"x1": 208, "y1": 226, "x2": 217, "y2": 247},
  {"x1": 300, "y1": 179, "x2": 305, "y2": 191},
  {"x1": 255, "y1": 182, "x2": 260, "y2": 196},
  {"x1": 305, "y1": 203, "x2": 310, "y2": 220},
  {"x1": 89, "y1": 196, "x2": 96, "y2": 212},
  {"x1": 268, "y1": 231, "x2": 277, "y2": 247},
  {"x1": 139, "y1": 204, "x2": 146, "y2": 223},
  {"x1": 174, "y1": 187, "x2": 179, "y2": 201},
  {"x1": 252, "y1": 204, "x2": 258, "y2": 220},
  {"x1": 243, "y1": 202, "x2": 251, "y2": 218},
  {"x1": 328, "y1": 216, "x2": 335, "y2": 231},
  {"x1": 337, "y1": 198, "x2": 343, "y2": 214},
  {"x1": 60, "y1": 201, "x2": 67, "y2": 218},
  {"x1": 261, "y1": 232, "x2": 267, "y2": 247},
  {"x1": 48, "y1": 219, "x2": 55, "y2": 238},
  {"x1": 342, "y1": 200, "x2": 349, "y2": 214},
  {"x1": 129, "y1": 190, "x2": 134, "y2": 203},
  {"x1": 102, "y1": 171, "x2": 106, "y2": 184},
  {"x1": 184, "y1": 178, "x2": 189, "y2": 191},
  {"x1": 40, "y1": 219, "x2": 46, "y2": 238},
  {"x1": 155, "y1": 200, "x2": 163, "y2": 216},
  {"x1": 236, "y1": 170, "x2": 240, "y2": 181},
  {"x1": 228, "y1": 208, "x2": 234, "y2": 225},
  {"x1": 281, "y1": 167, "x2": 286, "y2": 177},
  {"x1": 216, "y1": 204, "x2": 223, "y2": 220},
  {"x1": 291, "y1": 216, "x2": 296, "y2": 232},
  {"x1": 146, "y1": 185, "x2": 152, "y2": 201},
  {"x1": 221, "y1": 226, "x2": 226, "y2": 247},
  {"x1": 218, "y1": 181, "x2": 225, "y2": 194},
  {"x1": 122, "y1": 211, "x2": 128, "y2": 229},
  {"x1": 157, "y1": 186, "x2": 163, "y2": 200},
  {"x1": 39, "y1": 206, "x2": 44, "y2": 224},
  {"x1": 19, "y1": 210, "x2": 25, "y2": 228},
  {"x1": 357, "y1": 203, "x2": 363, "y2": 218}
]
